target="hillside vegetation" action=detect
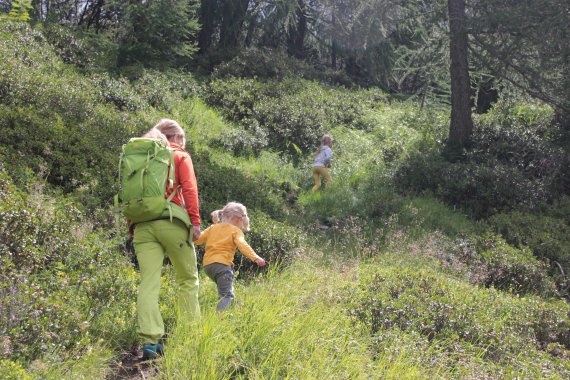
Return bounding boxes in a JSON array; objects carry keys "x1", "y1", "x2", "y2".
[{"x1": 0, "y1": 21, "x2": 569, "y2": 379}]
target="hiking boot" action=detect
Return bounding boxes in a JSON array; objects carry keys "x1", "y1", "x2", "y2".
[{"x1": 142, "y1": 342, "x2": 164, "y2": 361}]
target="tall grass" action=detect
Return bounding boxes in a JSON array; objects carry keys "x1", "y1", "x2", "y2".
[{"x1": 159, "y1": 257, "x2": 440, "y2": 379}]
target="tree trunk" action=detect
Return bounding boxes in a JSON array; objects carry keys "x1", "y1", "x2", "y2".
[
  {"x1": 331, "y1": 11, "x2": 337, "y2": 69},
  {"x1": 447, "y1": 0, "x2": 473, "y2": 148},
  {"x1": 198, "y1": 0, "x2": 216, "y2": 53},
  {"x1": 218, "y1": 0, "x2": 250, "y2": 49},
  {"x1": 287, "y1": 0, "x2": 307, "y2": 59}
]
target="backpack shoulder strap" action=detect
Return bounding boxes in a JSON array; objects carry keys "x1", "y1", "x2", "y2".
[{"x1": 167, "y1": 147, "x2": 176, "y2": 189}]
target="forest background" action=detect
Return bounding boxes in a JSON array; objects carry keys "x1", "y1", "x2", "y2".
[{"x1": 0, "y1": 0, "x2": 569, "y2": 378}]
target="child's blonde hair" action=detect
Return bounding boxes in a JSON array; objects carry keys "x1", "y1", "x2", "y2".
[
  {"x1": 211, "y1": 202, "x2": 250, "y2": 230},
  {"x1": 314, "y1": 134, "x2": 333, "y2": 157},
  {"x1": 142, "y1": 127, "x2": 169, "y2": 145},
  {"x1": 320, "y1": 134, "x2": 333, "y2": 146}
]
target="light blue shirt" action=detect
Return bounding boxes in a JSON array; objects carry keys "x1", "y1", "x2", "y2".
[{"x1": 312, "y1": 146, "x2": 332, "y2": 167}]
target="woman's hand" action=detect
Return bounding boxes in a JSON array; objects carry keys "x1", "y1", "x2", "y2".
[{"x1": 192, "y1": 225, "x2": 201, "y2": 240}]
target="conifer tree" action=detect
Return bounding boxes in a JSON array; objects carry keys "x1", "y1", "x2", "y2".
[{"x1": 116, "y1": 0, "x2": 200, "y2": 68}]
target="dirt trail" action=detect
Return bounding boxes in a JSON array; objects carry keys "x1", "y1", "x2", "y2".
[{"x1": 107, "y1": 347, "x2": 160, "y2": 380}]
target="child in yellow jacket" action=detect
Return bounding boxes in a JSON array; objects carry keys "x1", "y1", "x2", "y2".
[{"x1": 194, "y1": 202, "x2": 265, "y2": 312}]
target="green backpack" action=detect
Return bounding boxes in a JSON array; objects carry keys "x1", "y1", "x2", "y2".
[{"x1": 114, "y1": 138, "x2": 190, "y2": 227}]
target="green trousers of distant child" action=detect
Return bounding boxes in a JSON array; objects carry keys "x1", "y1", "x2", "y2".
[
  {"x1": 133, "y1": 218, "x2": 200, "y2": 344},
  {"x1": 312, "y1": 166, "x2": 332, "y2": 192}
]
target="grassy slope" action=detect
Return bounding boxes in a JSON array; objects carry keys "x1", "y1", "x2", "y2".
[
  {"x1": 158, "y1": 247, "x2": 569, "y2": 379},
  {"x1": 1, "y1": 22, "x2": 569, "y2": 379}
]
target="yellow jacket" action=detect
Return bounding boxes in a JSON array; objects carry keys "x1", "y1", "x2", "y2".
[{"x1": 194, "y1": 223, "x2": 260, "y2": 267}]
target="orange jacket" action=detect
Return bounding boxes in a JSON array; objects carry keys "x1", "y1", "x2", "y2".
[{"x1": 167, "y1": 143, "x2": 201, "y2": 226}]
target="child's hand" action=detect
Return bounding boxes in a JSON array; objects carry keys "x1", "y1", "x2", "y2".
[{"x1": 255, "y1": 258, "x2": 266, "y2": 267}]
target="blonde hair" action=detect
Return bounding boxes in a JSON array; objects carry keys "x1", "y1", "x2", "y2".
[
  {"x1": 320, "y1": 134, "x2": 333, "y2": 147},
  {"x1": 212, "y1": 202, "x2": 250, "y2": 230},
  {"x1": 154, "y1": 118, "x2": 185, "y2": 142},
  {"x1": 211, "y1": 209, "x2": 223, "y2": 224},
  {"x1": 142, "y1": 127, "x2": 169, "y2": 145},
  {"x1": 314, "y1": 134, "x2": 333, "y2": 157}
]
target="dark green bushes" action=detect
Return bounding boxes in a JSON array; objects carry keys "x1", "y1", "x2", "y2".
[
  {"x1": 488, "y1": 212, "x2": 570, "y2": 266},
  {"x1": 349, "y1": 267, "x2": 569, "y2": 370},
  {"x1": 394, "y1": 101, "x2": 562, "y2": 218},
  {"x1": 193, "y1": 150, "x2": 287, "y2": 221},
  {"x1": 0, "y1": 104, "x2": 137, "y2": 207},
  {"x1": 0, "y1": 22, "x2": 136, "y2": 205},
  {"x1": 487, "y1": 211, "x2": 570, "y2": 295},
  {"x1": 205, "y1": 78, "x2": 386, "y2": 155},
  {"x1": 234, "y1": 211, "x2": 304, "y2": 276},
  {"x1": 395, "y1": 154, "x2": 547, "y2": 218},
  {"x1": 0, "y1": 22, "x2": 204, "y2": 209},
  {"x1": 474, "y1": 233, "x2": 559, "y2": 297},
  {"x1": 212, "y1": 47, "x2": 353, "y2": 86},
  {"x1": 40, "y1": 23, "x2": 118, "y2": 71},
  {"x1": 440, "y1": 233, "x2": 557, "y2": 297},
  {"x1": 0, "y1": 169, "x2": 137, "y2": 363}
]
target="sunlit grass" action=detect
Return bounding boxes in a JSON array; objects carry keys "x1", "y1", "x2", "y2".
[{"x1": 160, "y1": 257, "x2": 404, "y2": 379}]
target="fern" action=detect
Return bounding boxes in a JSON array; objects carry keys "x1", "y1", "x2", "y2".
[{"x1": 5, "y1": 0, "x2": 32, "y2": 22}]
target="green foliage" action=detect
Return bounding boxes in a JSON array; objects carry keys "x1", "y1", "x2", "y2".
[
  {"x1": 396, "y1": 153, "x2": 547, "y2": 218},
  {"x1": 0, "y1": 168, "x2": 137, "y2": 363},
  {"x1": 88, "y1": 73, "x2": 146, "y2": 111},
  {"x1": 212, "y1": 47, "x2": 353, "y2": 86},
  {"x1": 474, "y1": 233, "x2": 558, "y2": 297},
  {"x1": 131, "y1": 70, "x2": 200, "y2": 107},
  {"x1": 487, "y1": 211, "x2": 570, "y2": 282},
  {"x1": 5, "y1": 1, "x2": 32, "y2": 22},
  {"x1": 214, "y1": 119, "x2": 269, "y2": 156},
  {"x1": 193, "y1": 150, "x2": 287, "y2": 221},
  {"x1": 235, "y1": 211, "x2": 304, "y2": 276},
  {"x1": 116, "y1": 0, "x2": 200, "y2": 68},
  {"x1": 0, "y1": 23, "x2": 136, "y2": 203},
  {"x1": 349, "y1": 266, "x2": 569, "y2": 377},
  {"x1": 394, "y1": 100, "x2": 564, "y2": 218},
  {"x1": 40, "y1": 23, "x2": 118, "y2": 70},
  {"x1": 470, "y1": 0, "x2": 570, "y2": 117},
  {"x1": 0, "y1": 22, "x2": 206, "y2": 208},
  {"x1": 0, "y1": 359, "x2": 31, "y2": 380},
  {"x1": 367, "y1": 103, "x2": 449, "y2": 161},
  {"x1": 205, "y1": 77, "x2": 386, "y2": 155}
]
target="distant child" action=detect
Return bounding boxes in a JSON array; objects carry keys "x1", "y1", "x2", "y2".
[
  {"x1": 311, "y1": 134, "x2": 333, "y2": 192},
  {"x1": 194, "y1": 202, "x2": 266, "y2": 312}
]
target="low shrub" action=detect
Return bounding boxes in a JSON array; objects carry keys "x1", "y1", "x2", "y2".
[
  {"x1": 0, "y1": 359, "x2": 31, "y2": 380},
  {"x1": 367, "y1": 104, "x2": 449, "y2": 162},
  {"x1": 394, "y1": 100, "x2": 565, "y2": 218},
  {"x1": 234, "y1": 211, "x2": 304, "y2": 277},
  {"x1": 487, "y1": 211, "x2": 570, "y2": 296},
  {"x1": 193, "y1": 150, "x2": 287, "y2": 221},
  {"x1": 0, "y1": 169, "x2": 137, "y2": 363},
  {"x1": 348, "y1": 266, "x2": 569, "y2": 370},
  {"x1": 212, "y1": 47, "x2": 353, "y2": 86},
  {"x1": 204, "y1": 78, "x2": 386, "y2": 155},
  {"x1": 89, "y1": 73, "x2": 146, "y2": 111},
  {"x1": 40, "y1": 23, "x2": 118, "y2": 71},
  {"x1": 475, "y1": 233, "x2": 558, "y2": 297},
  {"x1": 213, "y1": 119, "x2": 269, "y2": 156},
  {"x1": 395, "y1": 153, "x2": 548, "y2": 218},
  {"x1": 444, "y1": 233, "x2": 558, "y2": 297},
  {"x1": 487, "y1": 211, "x2": 570, "y2": 268}
]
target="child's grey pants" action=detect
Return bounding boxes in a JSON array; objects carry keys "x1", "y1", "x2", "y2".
[{"x1": 204, "y1": 263, "x2": 235, "y2": 312}]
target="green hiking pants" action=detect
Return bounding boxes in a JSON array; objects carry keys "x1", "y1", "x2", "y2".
[{"x1": 133, "y1": 218, "x2": 200, "y2": 344}]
